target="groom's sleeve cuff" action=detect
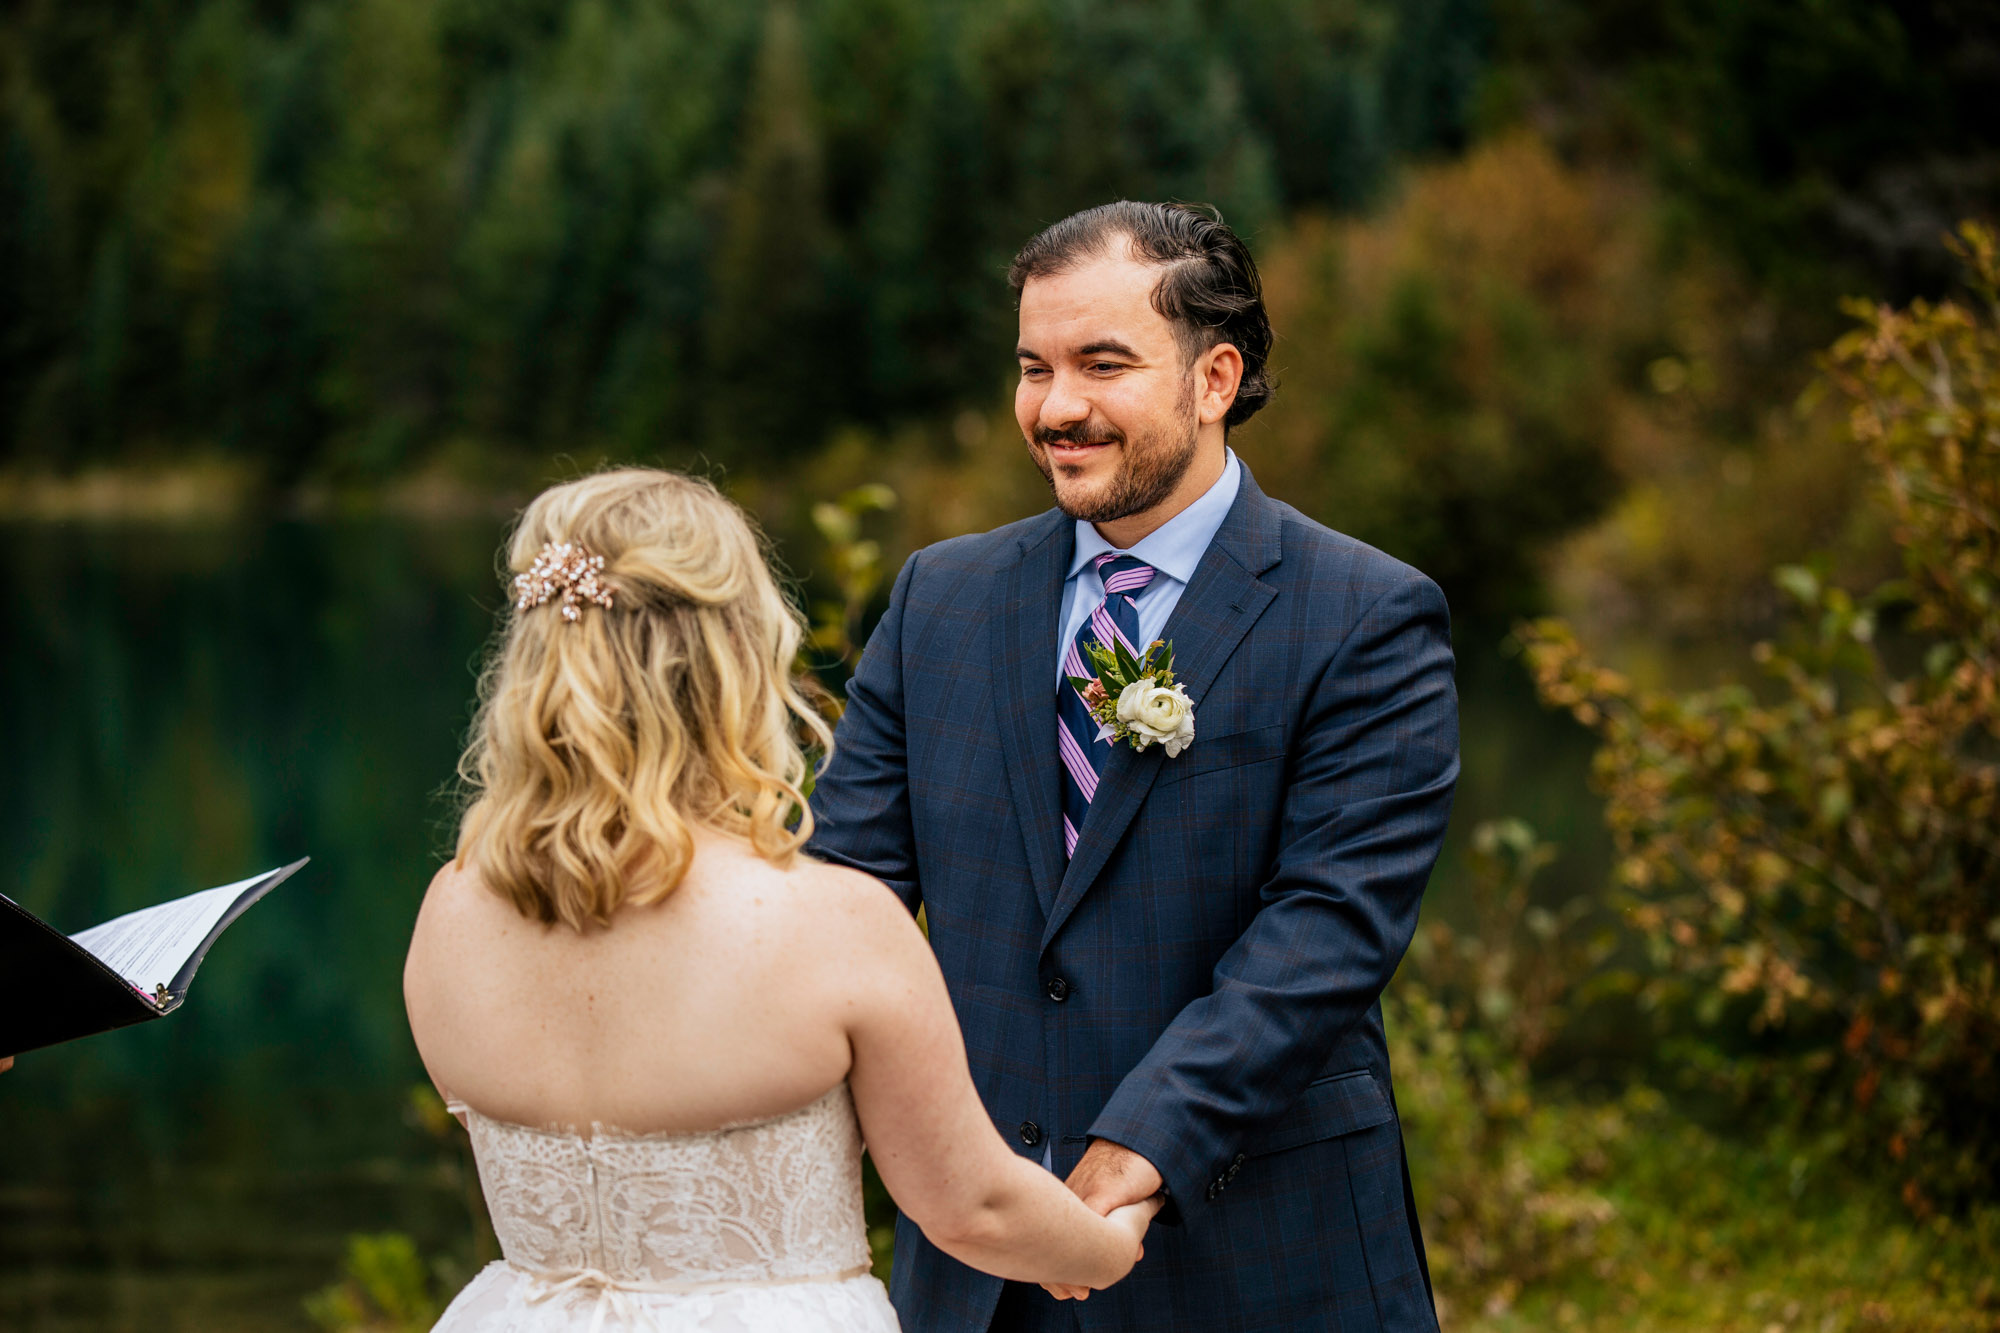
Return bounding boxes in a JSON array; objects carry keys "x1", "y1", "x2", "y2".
[{"x1": 1085, "y1": 1112, "x2": 1234, "y2": 1232}]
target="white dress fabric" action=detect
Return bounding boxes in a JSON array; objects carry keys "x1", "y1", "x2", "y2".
[{"x1": 433, "y1": 1083, "x2": 901, "y2": 1333}]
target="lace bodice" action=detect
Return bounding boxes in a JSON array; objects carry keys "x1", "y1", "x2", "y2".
[{"x1": 459, "y1": 1083, "x2": 874, "y2": 1288}]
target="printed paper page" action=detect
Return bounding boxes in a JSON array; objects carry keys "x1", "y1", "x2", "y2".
[{"x1": 68, "y1": 872, "x2": 268, "y2": 995}]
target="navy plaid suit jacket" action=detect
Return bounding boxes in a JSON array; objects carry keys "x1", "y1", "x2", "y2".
[{"x1": 807, "y1": 466, "x2": 1457, "y2": 1332}]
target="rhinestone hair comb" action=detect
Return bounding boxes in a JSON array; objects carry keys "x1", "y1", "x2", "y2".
[{"x1": 513, "y1": 541, "x2": 615, "y2": 622}]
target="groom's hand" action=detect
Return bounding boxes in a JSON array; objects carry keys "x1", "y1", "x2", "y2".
[
  {"x1": 1042, "y1": 1138, "x2": 1163, "y2": 1301},
  {"x1": 1067, "y1": 1137, "x2": 1164, "y2": 1213}
]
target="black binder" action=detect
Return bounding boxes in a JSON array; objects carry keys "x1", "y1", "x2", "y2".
[{"x1": 0, "y1": 859, "x2": 308, "y2": 1058}]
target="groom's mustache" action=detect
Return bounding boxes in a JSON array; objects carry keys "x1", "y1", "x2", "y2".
[{"x1": 1033, "y1": 423, "x2": 1126, "y2": 449}]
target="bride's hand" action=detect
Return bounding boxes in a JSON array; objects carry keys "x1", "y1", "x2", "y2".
[
  {"x1": 1044, "y1": 1193, "x2": 1163, "y2": 1300},
  {"x1": 1107, "y1": 1193, "x2": 1162, "y2": 1259}
]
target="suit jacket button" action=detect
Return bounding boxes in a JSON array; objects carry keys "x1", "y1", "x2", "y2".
[
  {"x1": 1019, "y1": 1121, "x2": 1043, "y2": 1147},
  {"x1": 1205, "y1": 1180, "x2": 1223, "y2": 1202},
  {"x1": 1045, "y1": 976, "x2": 1070, "y2": 1002}
]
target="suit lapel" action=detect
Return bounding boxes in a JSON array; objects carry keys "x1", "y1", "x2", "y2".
[
  {"x1": 1039, "y1": 469, "x2": 1284, "y2": 951},
  {"x1": 991, "y1": 510, "x2": 1073, "y2": 917}
]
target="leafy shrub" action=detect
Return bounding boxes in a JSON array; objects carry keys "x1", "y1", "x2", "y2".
[
  {"x1": 1246, "y1": 136, "x2": 1631, "y2": 617},
  {"x1": 1390, "y1": 819, "x2": 1624, "y2": 1313},
  {"x1": 804, "y1": 481, "x2": 899, "y2": 668},
  {"x1": 1518, "y1": 223, "x2": 2000, "y2": 1205},
  {"x1": 1391, "y1": 820, "x2": 2000, "y2": 1329},
  {"x1": 303, "y1": 1232, "x2": 442, "y2": 1333}
]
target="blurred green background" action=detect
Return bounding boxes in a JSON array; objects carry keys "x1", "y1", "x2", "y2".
[{"x1": 2, "y1": 0, "x2": 1996, "y2": 1329}]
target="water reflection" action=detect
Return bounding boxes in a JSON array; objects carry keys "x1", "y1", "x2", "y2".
[
  {"x1": 0, "y1": 518, "x2": 1606, "y2": 1330},
  {"x1": 2, "y1": 519, "x2": 506, "y2": 1331}
]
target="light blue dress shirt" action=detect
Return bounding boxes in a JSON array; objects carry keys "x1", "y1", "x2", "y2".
[{"x1": 1055, "y1": 448, "x2": 1242, "y2": 684}]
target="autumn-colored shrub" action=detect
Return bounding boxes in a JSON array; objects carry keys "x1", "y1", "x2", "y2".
[
  {"x1": 1245, "y1": 135, "x2": 1635, "y2": 616},
  {"x1": 1389, "y1": 819, "x2": 1623, "y2": 1312},
  {"x1": 1519, "y1": 223, "x2": 2000, "y2": 1204}
]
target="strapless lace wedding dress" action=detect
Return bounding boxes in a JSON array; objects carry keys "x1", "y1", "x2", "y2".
[{"x1": 433, "y1": 1083, "x2": 901, "y2": 1332}]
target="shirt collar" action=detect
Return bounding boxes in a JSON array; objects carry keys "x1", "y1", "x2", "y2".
[{"x1": 1068, "y1": 448, "x2": 1242, "y2": 585}]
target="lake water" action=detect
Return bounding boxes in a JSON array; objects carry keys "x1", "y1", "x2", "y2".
[{"x1": 0, "y1": 516, "x2": 1605, "y2": 1330}]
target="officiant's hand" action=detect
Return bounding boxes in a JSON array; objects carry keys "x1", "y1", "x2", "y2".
[
  {"x1": 0, "y1": 1056, "x2": 12, "y2": 1073},
  {"x1": 1043, "y1": 1138, "x2": 1163, "y2": 1300}
]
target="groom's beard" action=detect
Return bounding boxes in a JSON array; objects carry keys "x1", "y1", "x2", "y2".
[{"x1": 1030, "y1": 379, "x2": 1201, "y2": 525}]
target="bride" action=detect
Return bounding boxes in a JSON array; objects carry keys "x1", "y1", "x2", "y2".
[{"x1": 403, "y1": 469, "x2": 1156, "y2": 1332}]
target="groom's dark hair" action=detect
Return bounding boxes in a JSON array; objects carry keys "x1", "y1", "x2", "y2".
[{"x1": 1007, "y1": 201, "x2": 1275, "y2": 430}]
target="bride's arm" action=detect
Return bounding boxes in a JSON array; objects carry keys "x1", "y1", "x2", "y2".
[{"x1": 826, "y1": 869, "x2": 1157, "y2": 1291}]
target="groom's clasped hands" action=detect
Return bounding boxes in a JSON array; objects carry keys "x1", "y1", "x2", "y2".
[{"x1": 1043, "y1": 1139, "x2": 1167, "y2": 1300}]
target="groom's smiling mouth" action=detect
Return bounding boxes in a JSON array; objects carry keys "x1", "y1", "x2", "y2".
[
  {"x1": 1048, "y1": 440, "x2": 1114, "y2": 464},
  {"x1": 1037, "y1": 430, "x2": 1123, "y2": 467}
]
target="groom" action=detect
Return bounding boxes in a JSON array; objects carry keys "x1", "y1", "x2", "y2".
[{"x1": 807, "y1": 201, "x2": 1457, "y2": 1332}]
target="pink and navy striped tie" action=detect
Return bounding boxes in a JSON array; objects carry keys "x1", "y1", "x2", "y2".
[{"x1": 1058, "y1": 553, "x2": 1158, "y2": 857}]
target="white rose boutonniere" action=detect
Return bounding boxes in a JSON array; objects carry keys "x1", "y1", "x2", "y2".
[
  {"x1": 1068, "y1": 638, "x2": 1196, "y2": 758},
  {"x1": 1116, "y1": 678, "x2": 1196, "y2": 757}
]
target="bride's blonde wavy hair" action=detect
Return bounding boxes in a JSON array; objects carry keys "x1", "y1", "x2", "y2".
[{"x1": 455, "y1": 469, "x2": 833, "y2": 931}]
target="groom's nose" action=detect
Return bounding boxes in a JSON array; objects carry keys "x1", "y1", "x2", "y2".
[{"x1": 1038, "y1": 370, "x2": 1093, "y2": 432}]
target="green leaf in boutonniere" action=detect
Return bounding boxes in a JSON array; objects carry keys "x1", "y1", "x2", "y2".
[
  {"x1": 1112, "y1": 636, "x2": 1141, "y2": 682},
  {"x1": 1066, "y1": 637, "x2": 1197, "y2": 758}
]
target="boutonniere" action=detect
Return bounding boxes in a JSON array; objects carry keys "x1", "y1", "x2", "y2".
[{"x1": 1068, "y1": 638, "x2": 1196, "y2": 757}]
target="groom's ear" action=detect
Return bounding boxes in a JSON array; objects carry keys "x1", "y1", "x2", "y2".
[{"x1": 1196, "y1": 342, "x2": 1244, "y2": 426}]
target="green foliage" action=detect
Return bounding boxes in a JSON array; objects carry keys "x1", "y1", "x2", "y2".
[
  {"x1": 1390, "y1": 818, "x2": 1621, "y2": 1307},
  {"x1": 0, "y1": 0, "x2": 1486, "y2": 477},
  {"x1": 806, "y1": 480, "x2": 898, "y2": 667},
  {"x1": 1391, "y1": 818, "x2": 2000, "y2": 1329},
  {"x1": 1518, "y1": 224, "x2": 2000, "y2": 1204},
  {"x1": 303, "y1": 1232, "x2": 442, "y2": 1333},
  {"x1": 1425, "y1": 1090, "x2": 2000, "y2": 1332},
  {"x1": 1069, "y1": 637, "x2": 1175, "y2": 701}
]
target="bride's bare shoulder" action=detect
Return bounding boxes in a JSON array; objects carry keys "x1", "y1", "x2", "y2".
[
  {"x1": 421, "y1": 855, "x2": 473, "y2": 903},
  {"x1": 416, "y1": 856, "x2": 499, "y2": 924},
  {"x1": 777, "y1": 858, "x2": 929, "y2": 976},
  {"x1": 790, "y1": 856, "x2": 910, "y2": 921},
  {"x1": 408, "y1": 858, "x2": 526, "y2": 969}
]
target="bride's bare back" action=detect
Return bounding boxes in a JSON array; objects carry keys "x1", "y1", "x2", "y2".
[
  {"x1": 406, "y1": 828, "x2": 866, "y2": 1136},
  {"x1": 406, "y1": 826, "x2": 1155, "y2": 1293}
]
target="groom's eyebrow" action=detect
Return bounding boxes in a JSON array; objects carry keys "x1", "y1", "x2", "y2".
[{"x1": 1076, "y1": 339, "x2": 1140, "y2": 359}]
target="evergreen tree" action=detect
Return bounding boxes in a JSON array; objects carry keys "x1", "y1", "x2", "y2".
[
  {"x1": 707, "y1": 0, "x2": 837, "y2": 458},
  {"x1": 0, "y1": 0, "x2": 1495, "y2": 476}
]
